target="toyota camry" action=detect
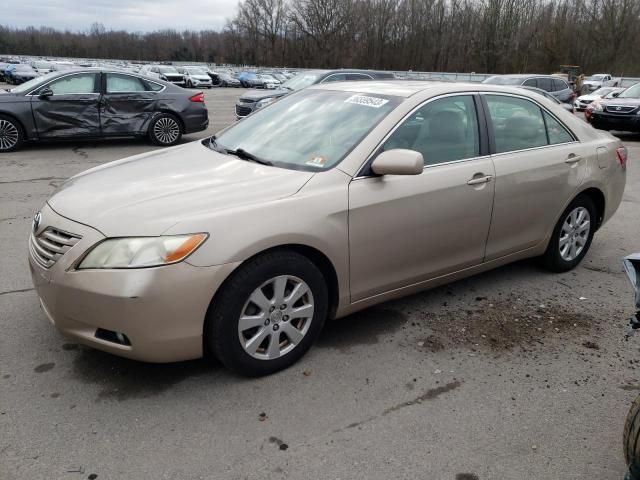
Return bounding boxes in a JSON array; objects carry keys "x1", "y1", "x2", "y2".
[{"x1": 28, "y1": 81, "x2": 626, "y2": 376}]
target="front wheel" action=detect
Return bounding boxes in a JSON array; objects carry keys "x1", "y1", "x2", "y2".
[
  {"x1": 148, "y1": 113, "x2": 182, "y2": 146},
  {"x1": 541, "y1": 194, "x2": 596, "y2": 272},
  {"x1": 624, "y1": 395, "x2": 640, "y2": 479},
  {"x1": 206, "y1": 250, "x2": 328, "y2": 376}
]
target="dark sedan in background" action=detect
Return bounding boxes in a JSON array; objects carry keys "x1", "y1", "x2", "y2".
[
  {"x1": 235, "y1": 69, "x2": 396, "y2": 118},
  {"x1": 0, "y1": 68, "x2": 208, "y2": 152},
  {"x1": 590, "y1": 82, "x2": 640, "y2": 133}
]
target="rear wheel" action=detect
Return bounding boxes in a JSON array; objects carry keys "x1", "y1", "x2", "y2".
[
  {"x1": 541, "y1": 194, "x2": 596, "y2": 272},
  {"x1": 206, "y1": 250, "x2": 328, "y2": 376},
  {"x1": 624, "y1": 394, "x2": 640, "y2": 479},
  {"x1": 0, "y1": 115, "x2": 24, "y2": 153},
  {"x1": 149, "y1": 113, "x2": 182, "y2": 146}
]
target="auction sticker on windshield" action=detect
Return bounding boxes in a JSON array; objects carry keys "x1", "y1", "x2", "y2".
[
  {"x1": 345, "y1": 95, "x2": 390, "y2": 108},
  {"x1": 306, "y1": 155, "x2": 327, "y2": 167}
]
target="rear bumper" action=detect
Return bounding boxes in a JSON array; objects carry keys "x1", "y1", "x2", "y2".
[
  {"x1": 28, "y1": 204, "x2": 237, "y2": 363},
  {"x1": 182, "y1": 108, "x2": 209, "y2": 134}
]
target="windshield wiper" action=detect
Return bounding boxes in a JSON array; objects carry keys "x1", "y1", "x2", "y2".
[
  {"x1": 228, "y1": 148, "x2": 273, "y2": 166},
  {"x1": 207, "y1": 136, "x2": 273, "y2": 166}
]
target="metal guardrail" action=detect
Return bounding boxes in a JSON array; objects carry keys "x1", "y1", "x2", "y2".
[{"x1": 391, "y1": 71, "x2": 492, "y2": 82}]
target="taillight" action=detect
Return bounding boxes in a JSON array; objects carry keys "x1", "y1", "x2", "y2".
[
  {"x1": 189, "y1": 92, "x2": 204, "y2": 103},
  {"x1": 616, "y1": 146, "x2": 628, "y2": 168}
]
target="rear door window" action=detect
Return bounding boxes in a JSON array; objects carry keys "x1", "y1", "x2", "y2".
[
  {"x1": 485, "y1": 95, "x2": 547, "y2": 153},
  {"x1": 523, "y1": 78, "x2": 537, "y2": 87},
  {"x1": 536, "y1": 78, "x2": 553, "y2": 92},
  {"x1": 485, "y1": 95, "x2": 576, "y2": 152},
  {"x1": 552, "y1": 79, "x2": 568, "y2": 92},
  {"x1": 543, "y1": 111, "x2": 574, "y2": 144},
  {"x1": 106, "y1": 73, "x2": 147, "y2": 93}
]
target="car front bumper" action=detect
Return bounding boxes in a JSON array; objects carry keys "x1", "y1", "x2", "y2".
[
  {"x1": 191, "y1": 79, "x2": 212, "y2": 87},
  {"x1": 28, "y1": 204, "x2": 237, "y2": 363},
  {"x1": 591, "y1": 112, "x2": 640, "y2": 131}
]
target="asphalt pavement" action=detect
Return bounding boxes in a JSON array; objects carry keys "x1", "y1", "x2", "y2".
[{"x1": 1, "y1": 86, "x2": 640, "y2": 480}]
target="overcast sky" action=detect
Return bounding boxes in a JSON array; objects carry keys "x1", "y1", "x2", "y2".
[{"x1": 3, "y1": 0, "x2": 239, "y2": 32}]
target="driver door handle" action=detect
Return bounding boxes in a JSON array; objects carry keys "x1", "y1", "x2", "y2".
[{"x1": 467, "y1": 175, "x2": 493, "y2": 186}]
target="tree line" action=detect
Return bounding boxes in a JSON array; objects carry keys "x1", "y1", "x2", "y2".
[{"x1": 1, "y1": 0, "x2": 640, "y2": 75}]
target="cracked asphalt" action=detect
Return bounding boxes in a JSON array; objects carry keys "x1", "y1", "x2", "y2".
[{"x1": 1, "y1": 86, "x2": 639, "y2": 480}]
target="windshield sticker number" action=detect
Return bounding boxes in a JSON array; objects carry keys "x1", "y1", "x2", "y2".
[
  {"x1": 306, "y1": 155, "x2": 327, "y2": 167},
  {"x1": 345, "y1": 95, "x2": 389, "y2": 108}
]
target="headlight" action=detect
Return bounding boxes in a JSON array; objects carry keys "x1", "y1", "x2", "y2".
[
  {"x1": 593, "y1": 103, "x2": 603, "y2": 111},
  {"x1": 77, "y1": 233, "x2": 207, "y2": 269},
  {"x1": 256, "y1": 97, "x2": 276, "y2": 109}
]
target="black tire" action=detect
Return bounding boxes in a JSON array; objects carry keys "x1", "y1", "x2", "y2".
[
  {"x1": 148, "y1": 113, "x2": 182, "y2": 147},
  {"x1": 624, "y1": 395, "x2": 640, "y2": 479},
  {"x1": 0, "y1": 114, "x2": 24, "y2": 153},
  {"x1": 541, "y1": 194, "x2": 596, "y2": 272},
  {"x1": 206, "y1": 250, "x2": 328, "y2": 377}
]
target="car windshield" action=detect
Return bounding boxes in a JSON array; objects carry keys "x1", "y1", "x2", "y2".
[
  {"x1": 482, "y1": 76, "x2": 525, "y2": 85},
  {"x1": 158, "y1": 66, "x2": 178, "y2": 74},
  {"x1": 33, "y1": 62, "x2": 52, "y2": 69},
  {"x1": 9, "y1": 72, "x2": 58, "y2": 93},
  {"x1": 618, "y1": 83, "x2": 640, "y2": 99},
  {"x1": 211, "y1": 89, "x2": 400, "y2": 171},
  {"x1": 16, "y1": 65, "x2": 34, "y2": 71},
  {"x1": 54, "y1": 63, "x2": 74, "y2": 70},
  {"x1": 281, "y1": 72, "x2": 323, "y2": 91},
  {"x1": 592, "y1": 87, "x2": 614, "y2": 96}
]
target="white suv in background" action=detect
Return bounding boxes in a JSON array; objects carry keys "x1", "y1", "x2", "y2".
[{"x1": 177, "y1": 66, "x2": 213, "y2": 89}]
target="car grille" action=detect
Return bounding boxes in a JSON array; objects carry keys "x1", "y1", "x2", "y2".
[
  {"x1": 605, "y1": 105, "x2": 636, "y2": 114},
  {"x1": 236, "y1": 105, "x2": 253, "y2": 117},
  {"x1": 29, "y1": 227, "x2": 81, "y2": 268}
]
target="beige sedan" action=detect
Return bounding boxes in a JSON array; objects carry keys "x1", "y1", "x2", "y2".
[{"x1": 29, "y1": 81, "x2": 627, "y2": 376}]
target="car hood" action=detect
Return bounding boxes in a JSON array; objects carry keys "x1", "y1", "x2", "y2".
[
  {"x1": 584, "y1": 80, "x2": 603, "y2": 86},
  {"x1": 239, "y1": 89, "x2": 290, "y2": 102},
  {"x1": 578, "y1": 94, "x2": 598, "y2": 101},
  {"x1": 48, "y1": 140, "x2": 315, "y2": 237},
  {"x1": 191, "y1": 74, "x2": 211, "y2": 80}
]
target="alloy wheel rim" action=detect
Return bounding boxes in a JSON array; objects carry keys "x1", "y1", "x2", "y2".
[
  {"x1": 238, "y1": 275, "x2": 314, "y2": 360},
  {"x1": 153, "y1": 117, "x2": 180, "y2": 144},
  {"x1": 559, "y1": 206, "x2": 590, "y2": 262},
  {"x1": 0, "y1": 119, "x2": 19, "y2": 151}
]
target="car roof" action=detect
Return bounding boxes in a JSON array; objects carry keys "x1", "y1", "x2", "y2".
[
  {"x1": 310, "y1": 80, "x2": 571, "y2": 99},
  {"x1": 489, "y1": 74, "x2": 556, "y2": 79}
]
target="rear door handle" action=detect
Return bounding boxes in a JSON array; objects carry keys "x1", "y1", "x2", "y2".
[
  {"x1": 565, "y1": 154, "x2": 582, "y2": 164},
  {"x1": 467, "y1": 175, "x2": 493, "y2": 186}
]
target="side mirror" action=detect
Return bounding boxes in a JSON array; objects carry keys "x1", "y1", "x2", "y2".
[
  {"x1": 371, "y1": 149, "x2": 424, "y2": 176},
  {"x1": 612, "y1": 91, "x2": 621, "y2": 98},
  {"x1": 38, "y1": 87, "x2": 53, "y2": 98}
]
